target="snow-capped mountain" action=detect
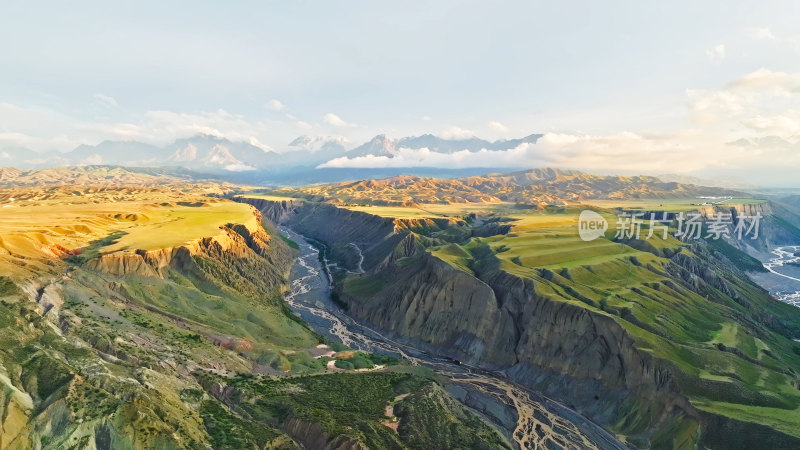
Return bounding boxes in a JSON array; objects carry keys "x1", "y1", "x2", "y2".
[
  {"x1": 347, "y1": 133, "x2": 543, "y2": 157},
  {"x1": 348, "y1": 134, "x2": 397, "y2": 157},
  {"x1": 289, "y1": 135, "x2": 349, "y2": 153},
  {"x1": 0, "y1": 132, "x2": 545, "y2": 176}
]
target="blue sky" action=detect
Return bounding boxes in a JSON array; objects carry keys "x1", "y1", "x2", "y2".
[{"x1": 1, "y1": 1, "x2": 799, "y2": 183}]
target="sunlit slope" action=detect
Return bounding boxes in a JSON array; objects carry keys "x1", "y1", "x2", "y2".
[
  {"x1": 0, "y1": 165, "x2": 195, "y2": 187},
  {"x1": 273, "y1": 168, "x2": 745, "y2": 207},
  {"x1": 0, "y1": 184, "x2": 510, "y2": 449},
  {"x1": 311, "y1": 199, "x2": 800, "y2": 447},
  {"x1": 0, "y1": 186, "x2": 253, "y2": 276},
  {"x1": 0, "y1": 186, "x2": 314, "y2": 447},
  {"x1": 433, "y1": 206, "x2": 800, "y2": 426}
]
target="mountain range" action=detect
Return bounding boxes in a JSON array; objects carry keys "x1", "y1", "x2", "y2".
[
  {"x1": 287, "y1": 168, "x2": 742, "y2": 206},
  {"x1": 0, "y1": 133, "x2": 543, "y2": 173}
]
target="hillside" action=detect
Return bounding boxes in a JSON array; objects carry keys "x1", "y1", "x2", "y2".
[
  {"x1": 0, "y1": 185, "x2": 508, "y2": 449},
  {"x1": 240, "y1": 193, "x2": 800, "y2": 449},
  {"x1": 279, "y1": 168, "x2": 743, "y2": 207},
  {"x1": 0, "y1": 165, "x2": 204, "y2": 188}
]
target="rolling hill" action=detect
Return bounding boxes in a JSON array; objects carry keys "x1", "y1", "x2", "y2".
[
  {"x1": 237, "y1": 172, "x2": 800, "y2": 449},
  {"x1": 0, "y1": 182, "x2": 509, "y2": 448},
  {"x1": 279, "y1": 168, "x2": 744, "y2": 206}
]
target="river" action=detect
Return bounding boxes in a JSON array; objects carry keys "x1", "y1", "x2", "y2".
[
  {"x1": 761, "y1": 246, "x2": 800, "y2": 307},
  {"x1": 280, "y1": 226, "x2": 626, "y2": 450}
]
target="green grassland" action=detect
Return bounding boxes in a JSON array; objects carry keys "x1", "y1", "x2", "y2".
[
  {"x1": 106, "y1": 200, "x2": 255, "y2": 252},
  {"x1": 341, "y1": 202, "x2": 520, "y2": 219},
  {"x1": 584, "y1": 197, "x2": 766, "y2": 212},
  {"x1": 347, "y1": 200, "x2": 800, "y2": 441},
  {"x1": 195, "y1": 371, "x2": 511, "y2": 449},
  {"x1": 2, "y1": 186, "x2": 508, "y2": 448}
]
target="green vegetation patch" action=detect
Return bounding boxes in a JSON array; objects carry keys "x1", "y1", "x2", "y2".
[
  {"x1": 196, "y1": 371, "x2": 508, "y2": 449},
  {"x1": 279, "y1": 233, "x2": 300, "y2": 249},
  {"x1": 395, "y1": 383, "x2": 511, "y2": 449},
  {"x1": 343, "y1": 274, "x2": 388, "y2": 299},
  {"x1": 65, "y1": 231, "x2": 127, "y2": 265},
  {"x1": 0, "y1": 276, "x2": 21, "y2": 298},
  {"x1": 200, "y1": 398, "x2": 285, "y2": 449},
  {"x1": 704, "y1": 238, "x2": 767, "y2": 272}
]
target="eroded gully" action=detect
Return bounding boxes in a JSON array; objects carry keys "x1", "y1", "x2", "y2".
[{"x1": 280, "y1": 226, "x2": 626, "y2": 450}]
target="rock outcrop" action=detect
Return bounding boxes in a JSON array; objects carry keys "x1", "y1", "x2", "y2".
[{"x1": 86, "y1": 214, "x2": 268, "y2": 278}]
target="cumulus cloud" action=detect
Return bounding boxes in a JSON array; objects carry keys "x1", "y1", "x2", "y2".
[
  {"x1": 224, "y1": 163, "x2": 257, "y2": 172},
  {"x1": 323, "y1": 113, "x2": 356, "y2": 127},
  {"x1": 739, "y1": 114, "x2": 800, "y2": 135},
  {"x1": 317, "y1": 68, "x2": 800, "y2": 185},
  {"x1": 488, "y1": 121, "x2": 509, "y2": 133},
  {"x1": 706, "y1": 44, "x2": 726, "y2": 62},
  {"x1": 319, "y1": 132, "x2": 710, "y2": 173},
  {"x1": 317, "y1": 128, "x2": 800, "y2": 185},
  {"x1": 0, "y1": 103, "x2": 278, "y2": 152},
  {"x1": 127, "y1": 109, "x2": 273, "y2": 150},
  {"x1": 93, "y1": 93, "x2": 118, "y2": 107},
  {"x1": 688, "y1": 68, "x2": 800, "y2": 136},
  {"x1": 0, "y1": 103, "x2": 88, "y2": 151},
  {"x1": 267, "y1": 99, "x2": 285, "y2": 111}
]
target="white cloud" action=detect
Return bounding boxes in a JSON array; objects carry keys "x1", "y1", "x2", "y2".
[
  {"x1": 0, "y1": 103, "x2": 282, "y2": 152},
  {"x1": 82, "y1": 154, "x2": 104, "y2": 165},
  {"x1": 743, "y1": 28, "x2": 800, "y2": 53},
  {"x1": 318, "y1": 132, "x2": 710, "y2": 173},
  {"x1": 290, "y1": 135, "x2": 349, "y2": 152},
  {"x1": 2, "y1": 65, "x2": 799, "y2": 185},
  {"x1": 317, "y1": 129, "x2": 800, "y2": 187},
  {"x1": 439, "y1": 126, "x2": 473, "y2": 139},
  {"x1": 93, "y1": 93, "x2": 118, "y2": 108},
  {"x1": 267, "y1": 99, "x2": 285, "y2": 111},
  {"x1": 739, "y1": 114, "x2": 800, "y2": 135},
  {"x1": 746, "y1": 27, "x2": 777, "y2": 41},
  {"x1": 688, "y1": 68, "x2": 800, "y2": 136},
  {"x1": 705, "y1": 44, "x2": 726, "y2": 62},
  {"x1": 422, "y1": 115, "x2": 431, "y2": 121},
  {"x1": 729, "y1": 68, "x2": 800, "y2": 93},
  {"x1": 323, "y1": 113, "x2": 356, "y2": 128},
  {"x1": 247, "y1": 137, "x2": 272, "y2": 151},
  {"x1": 488, "y1": 121, "x2": 509, "y2": 133},
  {"x1": 224, "y1": 163, "x2": 257, "y2": 172},
  {"x1": 317, "y1": 67, "x2": 800, "y2": 185}
]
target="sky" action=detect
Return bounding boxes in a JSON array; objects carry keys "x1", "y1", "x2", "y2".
[{"x1": 1, "y1": 1, "x2": 799, "y2": 184}]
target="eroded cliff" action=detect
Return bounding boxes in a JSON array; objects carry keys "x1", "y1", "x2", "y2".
[{"x1": 239, "y1": 197, "x2": 800, "y2": 449}]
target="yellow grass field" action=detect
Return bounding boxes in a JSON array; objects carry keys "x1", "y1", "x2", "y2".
[
  {"x1": 234, "y1": 192, "x2": 301, "y2": 202},
  {"x1": 0, "y1": 187, "x2": 255, "y2": 276}
]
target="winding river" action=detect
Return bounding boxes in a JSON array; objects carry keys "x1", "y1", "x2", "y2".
[
  {"x1": 762, "y1": 246, "x2": 800, "y2": 307},
  {"x1": 280, "y1": 226, "x2": 626, "y2": 450}
]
